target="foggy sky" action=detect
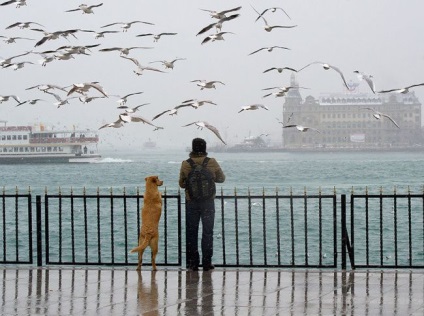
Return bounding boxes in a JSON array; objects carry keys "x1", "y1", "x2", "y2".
[{"x1": 1, "y1": 0, "x2": 423, "y2": 151}]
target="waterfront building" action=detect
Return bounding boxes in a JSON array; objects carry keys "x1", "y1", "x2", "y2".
[{"x1": 282, "y1": 74, "x2": 423, "y2": 149}]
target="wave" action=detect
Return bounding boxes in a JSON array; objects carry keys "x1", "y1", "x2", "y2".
[{"x1": 94, "y1": 157, "x2": 133, "y2": 163}]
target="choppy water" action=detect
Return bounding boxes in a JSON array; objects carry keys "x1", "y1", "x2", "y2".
[{"x1": 1, "y1": 149, "x2": 423, "y2": 195}]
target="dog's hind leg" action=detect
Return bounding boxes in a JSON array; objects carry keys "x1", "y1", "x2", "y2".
[{"x1": 150, "y1": 236, "x2": 159, "y2": 271}]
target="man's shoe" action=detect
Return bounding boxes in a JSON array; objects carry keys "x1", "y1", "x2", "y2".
[
  {"x1": 188, "y1": 265, "x2": 199, "y2": 271},
  {"x1": 203, "y1": 264, "x2": 215, "y2": 271}
]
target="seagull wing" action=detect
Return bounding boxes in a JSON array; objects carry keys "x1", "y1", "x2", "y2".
[
  {"x1": 46, "y1": 92, "x2": 62, "y2": 101},
  {"x1": 363, "y1": 76, "x2": 376, "y2": 94},
  {"x1": 297, "y1": 61, "x2": 321, "y2": 72},
  {"x1": 152, "y1": 109, "x2": 171, "y2": 121},
  {"x1": 182, "y1": 121, "x2": 198, "y2": 127},
  {"x1": 89, "y1": 3, "x2": 103, "y2": 9},
  {"x1": 65, "y1": 8, "x2": 80, "y2": 12},
  {"x1": 122, "y1": 91, "x2": 143, "y2": 98},
  {"x1": 120, "y1": 55, "x2": 141, "y2": 67},
  {"x1": 406, "y1": 83, "x2": 424, "y2": 89},
  {"x1": 100, "y1": 22, "x2": 121, "y2": 28},
  {"x1": 328, "y1": 64, "x2": 351, "y2": 90},
  {"x1": 135, "y1": 33, "x2": 153, "y2": 37},
  {"x1": 248, "y1": 47, "x2": 266, "y2": 56},
  {"x1": 128, "y1": 115, "x2": 155, "y2": 126},
  {"x1": 142, "y1": 66, "x2": 166, "y2": 73},
  {"x1": 197, "y1": 21, "x2": 217, "y2": 36},
  {"x1": 381, "y1": 114, "x2": 400, "y2": 128},
  {"x1": 87, "y1": 83, "x2": 108, "y2": 97},
  {"x1": 205, "y1": 122, "x2": 226, "y2": 145},
  {"x1": 220, "y1": 6, "x2": 242, "y2": 15},
  {"x1": 132, "y1": 103, "x2": 149, "y2": 110}
]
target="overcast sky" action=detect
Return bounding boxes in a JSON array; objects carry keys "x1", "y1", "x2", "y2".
[{"x1": 1, "y1": 0, "x2": 423, "y2": 150}]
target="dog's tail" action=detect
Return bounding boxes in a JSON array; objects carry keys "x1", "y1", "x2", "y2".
[{"x1": 130, "y1": 233, "x2": 152, "y2": 253}]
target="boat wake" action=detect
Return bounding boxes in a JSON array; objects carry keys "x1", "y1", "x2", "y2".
[{"x1": 94, "y1": 157, "x2": 133, "y2": 163}]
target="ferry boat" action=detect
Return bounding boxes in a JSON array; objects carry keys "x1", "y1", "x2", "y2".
[{"x1": 0, "y1": 122, "x2": 101, "y2": 163}]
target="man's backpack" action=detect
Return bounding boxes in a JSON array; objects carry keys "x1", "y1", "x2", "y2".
[{"x1": 186, "y1": 157, "x2": 216, "y2": 201}]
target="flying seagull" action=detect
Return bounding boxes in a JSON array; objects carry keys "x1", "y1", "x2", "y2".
[
  {"x1": 0, "y1": 51, "x2": 31, "y2": 67},
  {"x1": 298, "y1": 61, "x2": 352, "y2": 91},
  {"x1": 83, "y1": 30, "x2": 119, "y2": 39},
  {"x1": 254, "y1": 7, "x2": 291, "y2": 22},
  {"x1": 263, "y1": 66, "x2": 297, "y2": 74},
  {"x1": 120, "y1": 56, "x2": 166, "y2": 76},
  {"x1": 149, "y1": 58, "x2": 186, "y2": 69},
  {"x1": 152, "y1": 108, "x2": 179, "y2": 121},
  {"x1": 0, "y1": 95, "x2": 20, "y2": 104},
  {"x1": 200, "y1": 6, "x2": 241, "y2": 19},
  {"x1": 113, "y1": 91, "x2": 144, "y2": 105},
  {"x1": 100, "y1": 21, "x2": 154, "y2": 32},
  {"x1": 201, "y1": 31, "x2": 234, "y2": 44},
  {"x1": 183, "y1": 121, "x2": 226, "y2": 145},
  {"x1": 282, "y1": 124, "x2": 321, "y2": 133},
  {"x1": 99, "y1": 46, "x2": 153, "y2": 56},
  {"x1": 46, "y1": 92, "x2": 78, "y2": 108},
  {"x1": 248, "y1": 46, "x2": 290, "y2": 56},
  {"x1": 0, "y1": 0, "x2": 27, "y2": 8},
  {"x1": 191, "y1": 80, "x2": 225, "y2": 90},
  {"x1": 67, "y1": 82, "x2": 108, "y2": 97},
  {"x1": 26, "y1": 83, "x2": 67, "y2": 93},
  {"x1": 32, "y1": 29, "x2": 80, "y2": 47},
  {"x1": 117, "y1": 103, "x2": 149, "y2": 113},
  {"x1": 238, "y1": 104, "x2": 269, "y2": 113},
  {"x1": 363, "y1": 107, "x2": 400, "y2": 128},
  {"x1": 3, "y1": 61, "x2": 34, "y2": 70},
  {"x1": 377, "y1": 83, "x2": 424, "y2": 94},
  {"x1": 0, "y1": 36, "x2": 35, "y2": 44},
  {"x1": 65, "y1": 3, "x2": 103, "y2": 14},
  {"x1": 180, "y1": 99, "x2": 217, "y2": 108},
  {"x1": 251, "y1": 5, "x2": 296, "y2": 32},
  {"x1": 196, "y1": 14, "x2": 240, "y2": 35},
  {"x1": 354, "y1": 70, "x2": 376, "y2": 94},
  {"x1": 99, "y1": 118, "x2": 125, "y2": 130},
  {"x1": 119, "y1": 113, "x2": 159, "y2": 129},
  {"x1": 136, "y1": 32, "x2": 177, "y2": 42},
  {"x1": 6, "y1": 21, "x2": 44, "y2": 29},
  {"x1": 16, "y1": 99, "x2": 45, "y2": 106}
]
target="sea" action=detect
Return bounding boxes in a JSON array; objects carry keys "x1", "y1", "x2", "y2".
[
  {"x1": 1, "y1": 148, "x2": 423, "y2": 195},
  {"x1": 1, "y1": 149, "x2": 423, "y2": 267}
]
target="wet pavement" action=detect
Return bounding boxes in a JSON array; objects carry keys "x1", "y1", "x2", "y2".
[{"x1": 0, "y1": 267, "x2": 422, "y2": 315}]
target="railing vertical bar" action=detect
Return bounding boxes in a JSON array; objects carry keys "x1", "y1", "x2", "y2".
[
  {"x1": 379, "y1": 189, "x2": 383, "y2": 266},
  {"x1": 408, "y1": 191, "x2": 413, "y2": 266},
  {"x1": 365, "y1": 189, "x2": 369, "y2": 266},
  {"x1": 28, "y1": 191, "x2": 33, "y2": 264},
  {"x1": 220, "y1": 189, "x2": 227, "y2": 266},
  {"x1": 318, "y1": 189, "x2": 323, "y2": 266},
  {"x1": 83, "y1": 190, "x2": 88, "y2": 263},
  {"x1": 14, "y1": 190, "x2": 19, "y2": 262},
  {"x1": 234, "y1": 192, "x2": 239, "y2": 266},
  {"x1": 177, "y1": 191, "x2": 182, "y2": 266},
  {"x1": 304, "y1": 188, "x2": 308, "y2": 266},
  {"x1": 349, "y1": 191, "x2": 354, "y2": 269},
  {"x1": 96, "y1": 188, "x2": 101, "y2": 264},
  {"x1": 262, "y1": 188, "x2": 267, "y2": 266},
  {"x1": 334, "y1": 190, "x2": 338, "y2": 268},
  {"x1": 247, "y1": 189, "x2": 253, "y2": 265},
  {"x1": 163, "y1": 188, "x2": 168, "y2": 265},
  {"x1": 341, "y1": 194, "x2": 347, "y2": 270},
  {"x1": 58, "y1": 191, "x2": 63, "y2": 263},
  {"x1": 44, "y1": 193, "x2": 50, "y2": 265},
  {"x1": 123, "y1": 188, "x2": 129, "y2": 264},
  {"x1": 290, "y1": 188, "x2": 295, "y2": 266},
  {"x1": 2, "y1": 191, "x2": 6, "y2": 261},
  {"x1": 70, "y1": 189, "x2": 75, "y2": 264},
  {"x1": 110, "y1": 189, "x2": 114, "y2": 265},
  {"x1": 36, "y1": 195, "x2": 42, "y2": 267},
  {"x1": 275, "y1": 188, "x2": 281, "y2": 266},
  {"x1": 393, "y1": 192, "x2": 398, "y2": 267}
]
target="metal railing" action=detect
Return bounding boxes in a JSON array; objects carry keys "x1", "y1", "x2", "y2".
[{"x1": 0, "y1": 187, "x2": 423, "y2": 269}]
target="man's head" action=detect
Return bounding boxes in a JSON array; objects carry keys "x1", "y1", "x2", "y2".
[{"x1": 191, "y1": 138, "x2": 207, "y2": 155}]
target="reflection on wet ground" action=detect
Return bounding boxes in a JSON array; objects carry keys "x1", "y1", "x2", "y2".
[{"x1": 0, "y1": 268, "x2": 422, "y2": 315}]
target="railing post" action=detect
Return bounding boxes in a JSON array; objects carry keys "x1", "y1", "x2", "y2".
[
  {"x1": 341, "y1": 194, "x2": 347, "y2": 270},
  {"x1": 36, "y1": 195, "x2": 42, "y2": 267}
]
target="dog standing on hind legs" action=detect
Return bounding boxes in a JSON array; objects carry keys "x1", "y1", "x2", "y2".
[{"x1": 130, "y1": 175, "x2": 163, "y2": 270}]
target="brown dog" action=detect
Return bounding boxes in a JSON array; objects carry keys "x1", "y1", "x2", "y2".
[{"x1": 130, "y1": 175, "x2": 163, "y2": 270}]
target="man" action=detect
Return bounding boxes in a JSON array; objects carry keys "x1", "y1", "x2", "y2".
[{"x1": 179, "y1": 138, "x2": 225, "y2": 271}]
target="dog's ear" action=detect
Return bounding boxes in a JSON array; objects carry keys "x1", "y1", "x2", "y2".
[{"x1": 145, "y1": 177, "x2": 148, "y2": 181}]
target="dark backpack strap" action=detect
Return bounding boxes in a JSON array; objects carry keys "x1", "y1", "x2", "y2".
[
  {"x1": 187, "y1": 158, "x2": 196, "y2": 168},
  {"x1": 202, "y1": 157, "x2": 210, "y2": 167}
]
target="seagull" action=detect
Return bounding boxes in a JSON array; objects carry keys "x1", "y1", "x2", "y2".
[
  {"x1": 238, "y1": 104, "x2": 269, "y2": 113},
  {"x1": 262, "y1": 91, "x2": 288, "y2": 98},
  {"x1": 113, "y1": 91, "x2": 144, "y2": 105},
  {"x1": 200, "y1": 6, "x2": 241, "y2": 19},
  {"x1": 99, "y1": 118, "x2": 125, "y2": 130},
  {"x1": 0, "y1": 36, "x2": 35, "y2": 44},
  {"x1": 16, "y1": 99, "x2": 45, "y2": 106},
  {"x1": 182, "y1": 121, "x2": 226, "y2": 145},
  {"x1": 0, "y1": 95, "x2": 20, "y2": 104},
  {"x1": 354, "y1": 70, "x2": 376, "y2": 94},
  {"x1": 78, "y1": 95, "x2": 106, "y2": 104},
  {"x1": 363, "y1": 107, "x2": 400, "y2": 128},
  {"x1": 65, "y1": 3, "x2": 103, "y2": 14},
  {"x1": 117, "y1": 103, "x2": 149, "y2": 113},
  {"x1": 282, "y1": 124, "x2": 321, "y2": 133},
  {"x1": 0, "y1": 51, "x2": 31, "y2": 67},
  {"x1": 263, "y1": 66, "x2": 297, "y2": 74},
  {"x1": 3, "y1": 61, "x2": 34, "y2": 70},
  {"x1": 83, "y1": 30, "x2": 119, "y2": 39},
  {"x1": 32, "y1": 29, "x2": 80, "y2": 47},
  {"x1": 99, "y1": 46, "x2": 153, "y2": 56},
  {"x1": 67, "y1": 82, "x2": 108, "y2": 97},
  {"x1": 100, "y1": 21, "x2": 155, "y2": 32},
  {"x1": 377, "y1": 83, "x2": 424, "y2": 94},
  {"x1": 54, "y1": 52, "x2": 76, "y2": 61},
  {"x1": 298, "y1": 61, "x2": 352, "y2": 91},
  {"x1": 136, "y1": 32, "x2": 177, "y2": 42},
  {"x1": 149, "y1": 58, "x2": 185, "y2": 69},
  {"x1": 0, "y1": 0, "x2": 27, "y2": 8},
  {"x1": 119, "y1": 113, "x2": 159, "y2": 128},
  {"x1": 180, "y1": 99, "x2": 217, "y2": 108},
  {"x1": 120, "y1": 56, "x2": 166, "y2": 76},
  {"x1": 26, "y1": 83, "x2": 67, "y2": 93},
  {"x1": 262, "y1": 85, "x2": 308, "y2": 92},
  {"x1": 248, "y1": 46, "x2": 290, "y2": 56},
  {"x1": 152, "y1": 108, "x2": 179, "y2": 120},
  {"x1": 254, "y1": 7, "x2": 291, "y2": 22},
  {"x1": 201, "y1": 31, "x2": 234, "y2": 44},
  {"x1": 196, "y1": 14, "x2": 240, "y2": 35},
  {"x1": 35, "y1": 53, "x2": 55, "y2": 66},
  {"x1": 191, "y1": 80, "x2": 225, "y2": 90},
  {"x1": 6, "y1": 21, "x2": 44, "y2": 29},
  {"x1": 46, "y1": 92, "x2": 78, "y2": 108}
]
